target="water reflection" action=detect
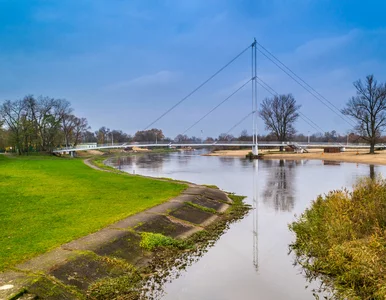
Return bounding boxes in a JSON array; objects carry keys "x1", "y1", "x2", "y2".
[
  {"x1": 176, "y1": 152, "x2": 192, "y2": 166},
  {"x1": 252, "y1": 160, "x2": 259, "y2": 272},
  {"x1": 218, "y1": 156, "x2": 235, "y2": 166},
  {"x1": 323, "y1": 160, "x2": 341, "y2": 166},
  {"x1": 262, "y1": 159, "x2": 296, "y2": 212},
  {"x1": 110, "y1": 153, "x2": 170, "y2": 171},
  {"x1": 239, "y1": 158, "x2": 251, "y2": 168},
  {"x1": 370, "y1": 164, "x2": 375, "y2": 180},
  {"x1": 105, "y1": 153, "x2": 386, "y2": 300}
]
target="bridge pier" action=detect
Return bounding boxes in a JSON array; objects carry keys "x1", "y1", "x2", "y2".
[
  {"x1": 70, "y1": 151, "x2": 76, "y2": 158},
  {"x1": 252, "y1": 144, "x2": 258, "y2": 155}
]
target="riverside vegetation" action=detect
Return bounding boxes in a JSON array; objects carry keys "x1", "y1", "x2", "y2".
[
  {"x1": 289, "y1": 177, "x2": 386, "y2": 299},
  {"x1": 89, "y1": 194, "x2": 250, "y2": 299},
  {"x1": 0, "y1": 154, "x2": 186, "y2": 271}
]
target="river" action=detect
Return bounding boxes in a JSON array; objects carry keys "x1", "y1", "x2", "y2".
[{"x1": 106, "y1": 150, "x2": 383, "y2": 300}]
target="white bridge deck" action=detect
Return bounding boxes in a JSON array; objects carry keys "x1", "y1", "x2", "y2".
[{"x1": 53, "y1": 141, "x2": 383, "y2": 153}]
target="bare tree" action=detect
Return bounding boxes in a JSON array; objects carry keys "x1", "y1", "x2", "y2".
[
  {"x1": 0, "y1": 99, "x2": 27, "y2": 154},
  {"x1": 24, "y1": 96, "x2": 72, "y2": 151},
  {"x1": 62, "y1": 114, "x2": 77, "y2": 148},
  {"x1": 342, "y1": 75, "x2": 386, "y2": 154},
  {"x1": 218, "y1": 133, "x2": 234, "y2": 141},
  {"x1": 174, "y1": 134, "x2": 189, "y2": 143},
  {"x1": 72, "y1": 117, "x2": 90, "y2": 146},
  {"x1": 95, "y1": 126, "x2": 110, "y2": 144},
  {"x1": 83, "y1": 130, "x2": 97, "y2": 143},
  {"x1": 259, "y1": 94, "x2": 300, "y2": 149},
  {"x1": 134, "y1": 129, "x2": 164, "y2": 142},
  {"x1": 238, "y1": 129, "x2": 251, "y2": 141}
]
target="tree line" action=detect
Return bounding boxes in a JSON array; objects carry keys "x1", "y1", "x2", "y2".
[
  {"x1": 1, "y1": 74, "x2": 385, "y2": 154},
  {"x1": 0, "y1": 96, "x2": 89, "y2": 154}
]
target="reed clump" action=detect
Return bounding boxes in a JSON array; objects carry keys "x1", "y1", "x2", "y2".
[{"x1": 289, "y1": 177, "x2": 386, "y2": 299}]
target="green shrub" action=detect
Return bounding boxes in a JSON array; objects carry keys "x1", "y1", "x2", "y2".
[
  {"x1": 185, "y1": 201, "x2": 218, "y2": 214},
  {"x1": 139, "y1": 232, "x2": 192, "y2": 251},
  {"x1": 87, "y1": 273, "x2": 142, "y2": 300},
  {"x1": 289, "y1": 177, "x2": 386, "y2": 299},
  {"x1": 202, "y1": 184, "x2": 219, "y2": 189}
]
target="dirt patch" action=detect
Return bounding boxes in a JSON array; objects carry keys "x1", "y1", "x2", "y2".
[
  {"x1": 203, "y1": 188, "x2": 232, "y2": 203},
  {"x1": 76, "y1": 150, "x2": 104, "y2": 156},
  {"x1": 50, "y1": 253, "x2": 129, "y2": 291},
  {"x1": 183, "y1": 186, "x2": 231, "y2": 203},
  {"x1": 26, "y1": 276, "x2": 79, "y2": 300},
  {"x1": 94, "y1": 231, "x2": 144, "y2": 265},
  {"x1": 191, "y1": 197, "x2": 226, "y2": 210},
  {"x1": 132, "y1": 147, "x2": 150, "y2": 152},
  {"x1": 169, "y1": 204, "x2": 214, "y2": 225},
  {"x1": 204, "y1": 149, "x2": 250, "y2": 156},
  {"x1": 135, "y1": 215, "x2": 195, "y2": 238}
]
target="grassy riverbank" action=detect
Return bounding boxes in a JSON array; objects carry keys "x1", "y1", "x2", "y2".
[
  {"x1": 0, "y1": 155, "x2": 186, "y2": 271},
  {"x1": 289, "y1": 178, "x2": 386, "y2": 299}
]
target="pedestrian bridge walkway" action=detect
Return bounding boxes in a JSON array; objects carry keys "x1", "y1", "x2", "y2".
[{"x1": 53, "y1": 141, "x2": 376, "y2": 154}]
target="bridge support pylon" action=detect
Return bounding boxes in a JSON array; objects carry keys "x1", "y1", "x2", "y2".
[
  {"x1": 251, "y1": 38, "x2": 258, "y2": 156},
  {"x1": 252, "y1": 144, "x2": 258, "y2": 155}
]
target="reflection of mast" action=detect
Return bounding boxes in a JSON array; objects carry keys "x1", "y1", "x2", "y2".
[{"x1": 252, "y1": 160, "x2": 259, "y2": 272}]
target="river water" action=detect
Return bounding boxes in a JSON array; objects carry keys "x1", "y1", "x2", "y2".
[{"x1": 106, "y1": 150, "x2": 384, "y2": 300}]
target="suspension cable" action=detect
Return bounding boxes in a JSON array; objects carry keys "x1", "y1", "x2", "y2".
[
  {"x1": 182, "y1": 78, "x2": 252, "y2": 135},
  {"x1": 254, "y1": 41, "x2": 356, "y2": 128},
  {"x1": 144, "y1": 43, "x2": 253, "y2": 130},
  {"x1": 225, "y1": 110, "x2": 255, "y2": 135},
  {"x1": 254, "y1": 76, "x2": 325, "y2": 133}
]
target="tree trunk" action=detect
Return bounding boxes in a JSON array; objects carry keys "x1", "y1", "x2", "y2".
[
  {"x1": 370, "y1": 141, "x2": 375, "y2": 154},
  {"x1": 369, "y1": 164, "x2": 375, "y2": 180}
]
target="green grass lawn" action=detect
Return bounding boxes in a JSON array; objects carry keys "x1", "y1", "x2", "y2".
[{"x1": 0, "y1": 155, "x2": 186, "y2": 271}]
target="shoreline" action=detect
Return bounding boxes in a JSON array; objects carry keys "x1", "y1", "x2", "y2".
[
  {"x1": 0, "y1": 156, "x2": 249, "y2": 300},
  {"x1": 204, "y1": 148, "x2": 386, "y2": 166}
]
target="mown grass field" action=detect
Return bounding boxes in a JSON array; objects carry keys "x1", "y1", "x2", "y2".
[{"x1": 0, "y1": 155, "x2": 186, "y2": 271}]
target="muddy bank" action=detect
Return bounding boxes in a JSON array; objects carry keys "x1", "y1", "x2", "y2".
[
  {"x1": 0, "y1": 164, "x2": 249, "y2": 299},
  {"x1": 205, "y1": 148, "x2": 386, "y2": 166}
]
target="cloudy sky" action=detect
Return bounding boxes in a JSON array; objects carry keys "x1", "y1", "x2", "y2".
[{"x1": 1, "y1": 0, "x2": 386, "y2": 139}]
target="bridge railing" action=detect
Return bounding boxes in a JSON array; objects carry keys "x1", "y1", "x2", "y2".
[{"x1": 53, "y1": 141, "x2": 386, "y2": 152}]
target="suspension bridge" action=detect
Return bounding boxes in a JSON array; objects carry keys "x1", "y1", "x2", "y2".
[{"x1": 54, "y1": 38, "x2": 370, "y2": 155}]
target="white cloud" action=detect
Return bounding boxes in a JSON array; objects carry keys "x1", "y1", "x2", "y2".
[
  {"x1": 106, "y1": 70, "x2": 179, "y2": 90},
  {"x1": 294, "y1": 29, "x2": 359, "y2": 58}
]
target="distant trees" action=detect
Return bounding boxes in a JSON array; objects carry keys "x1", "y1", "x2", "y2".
[
  {"x1": 0, "y1": 95, "x2": 138, "y2": 154},
  {"x1": 111, "y1": 130, "x2": 132, "y2": 143},
  {"x1": 342, "y1": 75, "x2": 386, "y2": 154},
  {"x1": 218, "y1": 133, "x2": 234, "y2": 141},
  {"x1": 259, "y1": 94, "x2": 301, "y2": 147},
  {"x1": 174, "y1": 134, "x2": 189, "y2": 143},
  {"x1": 83, "y1": 130, "x2": 98, "y2": 143},
  {"x1": 0, "y1": 99, "x2": 26, "y2": 154},
  {"x1": 0, "y1": 95, "x2": 93, "y2": 154},
  {"x1": 62, "y1": 115, "x2": 90, "y2": 147},
  {"x1": 94, "y1": 127, "x2": 132, "y2": 144},
  {"x1": 134, "y1": 128, "x2": 164, "y2": 142},
  {"x1": 238, "y1": 129, "x2": 252, "y2": 141}
]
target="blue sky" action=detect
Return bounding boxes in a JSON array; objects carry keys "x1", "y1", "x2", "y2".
[{"x1": 1, "y1": 0, "x2": 386, "y2": 139}]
